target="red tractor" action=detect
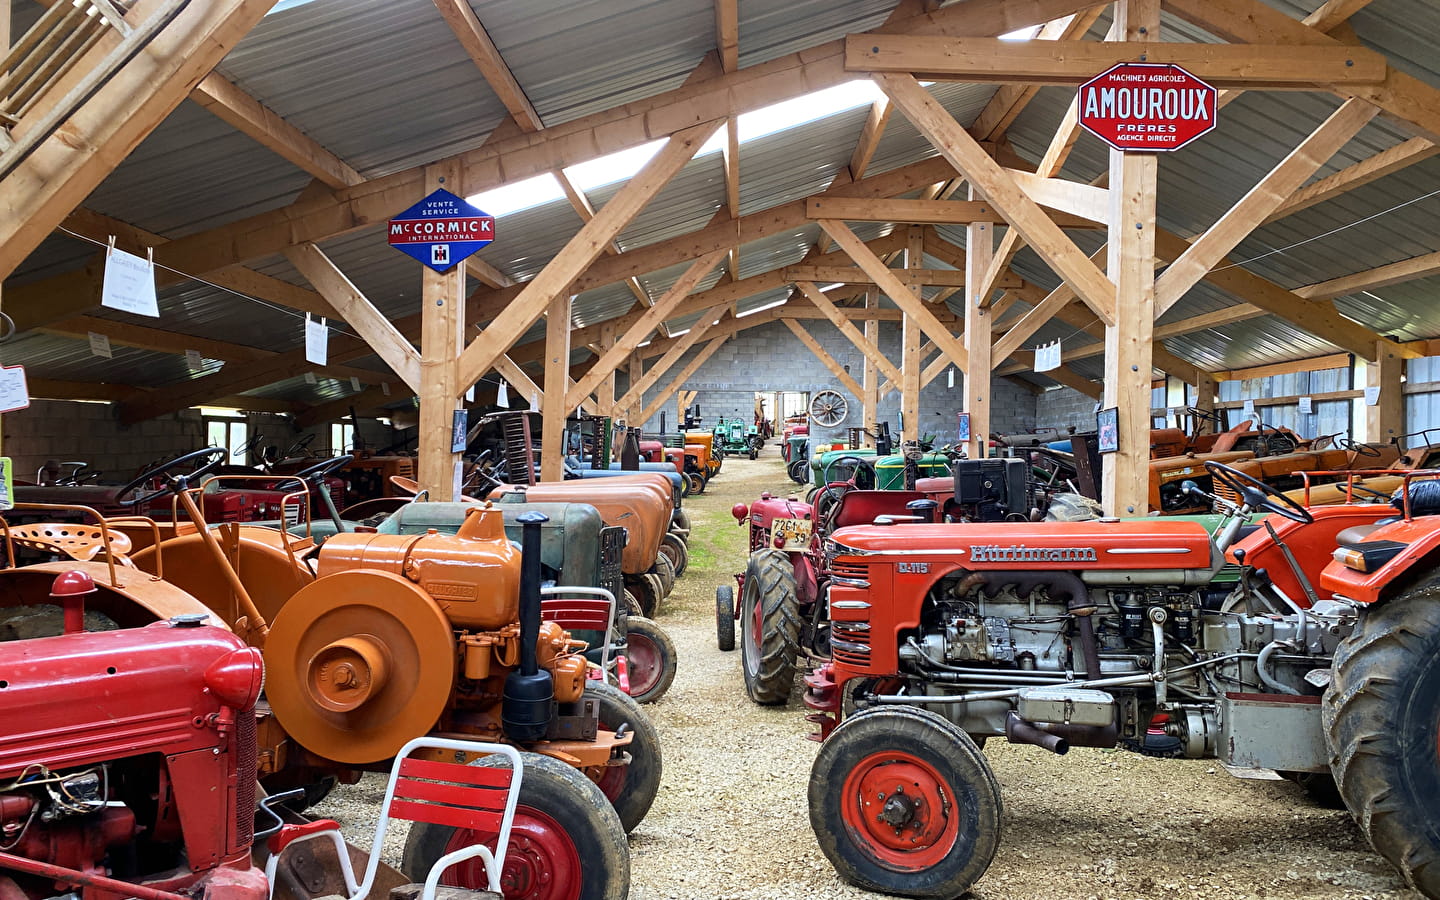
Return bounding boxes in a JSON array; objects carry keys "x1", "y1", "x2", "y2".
[
  {"x1": 802, "y1": 462, "x2": 1440, "y2": 899},
  {"x1": 0, "y1": 584, "x2": 270, "y2": 900}
]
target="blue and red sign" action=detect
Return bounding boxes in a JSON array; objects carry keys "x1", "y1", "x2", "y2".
[{"x1": 388, "y1": 189, "x2": 495, "y2": 272}]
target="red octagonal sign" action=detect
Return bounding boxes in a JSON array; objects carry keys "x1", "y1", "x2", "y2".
[{"x1": 1078, "y1": 62, "x2": 1217, "y2": 152}]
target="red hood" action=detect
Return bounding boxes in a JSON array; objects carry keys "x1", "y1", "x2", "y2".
[{"x1": 830, "y1": 520, "x2": 1212, "y2": 570}]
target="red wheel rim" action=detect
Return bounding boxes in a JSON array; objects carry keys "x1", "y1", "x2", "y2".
[
  {"x1": 625, "y1": 632, "x2": 661, "y2": 698},
  {"x1": 442, "y1": 806, "x2": 583, "y2": 900},
  {"x1": 839, "y1": 750, "x2": 959, "y2": 869}
]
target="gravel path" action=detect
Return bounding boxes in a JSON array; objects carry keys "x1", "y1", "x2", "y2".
[{"x1": 315, "y1": 447, "x2": 1420, "y2": 900}]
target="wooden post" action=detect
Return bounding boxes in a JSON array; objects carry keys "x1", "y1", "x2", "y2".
[
  {"x1": 1101, "y1": 0, "x2": 1159, "y2": 516},
  {"x1": 1366, "y1": 340, "x2": 1404, "y2": 444},
  {"x1": 417, "y1": 164, "x2": 466, "y2": 500},
  {"x1": 901, "y1": 227, "x2": 924, "y2": 440},
  {"x1": 964, "y1": 186, "x2": 993, "y2": 458},
  {"x1": 1193, "y1": 371, "x2": 1218, "y2": 431},
  {"x1": 597, "y1": 322, "x2": 618, "y2": 414},
  {"x1": 625, "y1": 353, "x2": 644, "y2": 424},
  {"x1": 863, "y1": 288, "x2": 879, "y2": 444},
  {"x1": 540, "y1": 293, "x2": 572, "y2": 481}
]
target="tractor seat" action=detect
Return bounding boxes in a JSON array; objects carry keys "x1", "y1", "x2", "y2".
[
  {"x1": 830, "y1": 491, "x2": 926, "y2": 530},
  {"x1": 1335, "y1": 521, "x2": 1399, "y2": 547},
  {"x1": 7, "y1": 523, "x2": 133, "y2": 561}
]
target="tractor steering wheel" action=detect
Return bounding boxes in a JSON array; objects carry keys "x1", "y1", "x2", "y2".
[
  {"x1": 1338, "y1": 437, "x2": 1383, "y2": 458},
  {"x1": 115, "y1": 447, "x2": 228, "y2": 508},
  {"x1": 280, "y1": 433, "x2": 316, "y2": 458},
  {"x1": 1186, "y1": 406, "x2": 1223, "y2": 425},
  {"x1": 1204, "y1": 460, "x2": 1313, "y2": 524},
  {"x1": 293, "y1": 454, "x2": 354, "y2": 484}
]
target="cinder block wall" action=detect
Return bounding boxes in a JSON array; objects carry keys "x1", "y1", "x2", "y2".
[
  {"x1": 622, "y1": 319, "x2": 1037, "y2": 445},
  {"x1": 1033, "y1": 386, "x2": 1099, "y2": 433},
  {"x1": 0, "y1": 401, "x2": 377, "y2": 483}
]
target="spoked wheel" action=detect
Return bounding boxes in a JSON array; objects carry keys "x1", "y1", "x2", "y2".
[
  {"x1": 659, "y1": 532, "x2": 688, "y2": 577},
  {"x1": 1323, "y1": 582, "x2": 1440, "y2": 896},
  {"x1": 810, "y1": 706, "x2": 1001, "y2": 899},
  {"x1": 740, "y1": 549, "x2": 801, "y2": 705},
  {"x1": 403, "y1": 753, "x2": 630, "y2": 900},
  {"x1": 584, "y1": 680, "x2": 662, "y2": 832},
  {"x1": 623, "y1": 616, "x2": 677, "y2": 704},
  {"x1": 716, "y1": 585, "x2": 736, "y2": 651}
]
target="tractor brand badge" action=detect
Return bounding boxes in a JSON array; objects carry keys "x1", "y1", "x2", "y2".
[
  {"x1": 897, "y1": 562, "x2": 930, "y2": 574},
  {"x1": 969, "y1": 544, "x2": 1098, "y2": 563},
  {"x1": 427, "y1": 581, "x2": 479, "y2": 602}
]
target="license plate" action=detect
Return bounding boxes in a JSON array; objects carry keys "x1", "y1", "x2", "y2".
[{"x1": 771, "y1": 516, "x2": 812, "y2": 545}]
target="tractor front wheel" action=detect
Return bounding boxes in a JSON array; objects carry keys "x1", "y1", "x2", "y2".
[
  {"x1": 716, "y1": 585, "x2": 736, "y2": 651},
  {"x1": 623, "y1": 616, "x2": 677, "y2": 704},
  {"x1": 1323, "y1": 584, "x2": 1440, "y2": 896},
  {"x1": 659, "y1": 532, "x2": 689, "y2": 577},
  {"x1": 810, "y1": 705, "x2": 1001, "y2": 899},
  {"x1": 403, "y1": 752, "x2": 630, "y2": 900},
  {"x1": 626, "y1": 576, "x2": 659, "y2": 618},
  {"x1": 740, "y1": 549, "x2": 802, "y2": 705},
  {"x1": 585, "y1": 680, "x2": 663, "y2": 832},
  {"x1": 788, "y1": 458, "x2": 809, "y2": 484},
  {"x1": 653, "y1": 553, "x2": 676, "y2": 597}
]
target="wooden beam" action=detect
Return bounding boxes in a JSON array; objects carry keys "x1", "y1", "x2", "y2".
[
  {"x1": 1264, "y1": 137, "x2": 1439, "y2": 224},
  {"x1": 1154, "y1": 98, "x2": 1378, "y2": 315},
  {"x1": 284, "y1": 242, "x2": 422, "y2": 391},
  {"x1": 877, "y1": 72, "x2": 1117, "y2": 325},
  {"x1": 1214, "y1": 352, "x2": 1352, "y2": 382},
  {"x1": 456, "y1": 119, "x2": 721, "y2": 389},
  {"x1": 901, "y1": 226, "x2": 924, "y2": 441},
  {"x1": 714, "y1": 0, "x2": 739, "y2": 73},
  {"x1": 782, "y1": 318, "x2": 863, "y2": 397},
  {"x1": 554, "y1": 168, "x2": 653, "y2": 311},
  {"x1": 565, "y1": 249, "x2": 726, "y2": 408},
  {"x1": 494, "y1": 354, "x2": 541, "y2": 407},
  {"x1": 432, "y1": 0, "x2": 543, "y2": 132},
  {"x1": 417, "y1": 162, "x2": 466, "y2": 501},
  {"x1": 540, "y1": 293, "x2": 571, "y2": 481},
  {"x1": 1004, "y1": 169, "x2": 1108, "y2": 223},
  {"x1": 42, "y1": 315, "x2": 274, "y2": 364},
  {"x1": 990, "y1": 245, "x2": 1106, "y2": 363},
  {"x1": 820, "y1": 220, "x2": 969, "y2": 372},
  {"x1": 1102, "y1": 0, "x2": 1160, "y2": 517},
  {"x1": 614, "y1": 308, "x2": 729, "y2": 413},
  {"x1": 783, "y1": 265, "x2": 983, "y2": 287},
  {"x1": 862, "y1": 288, "x2": 880, "y2": 438},
  {"x1": 190, "y1": 75, "x2": 363, "y2": 189},
  {"x1": 1305, "y1": 0, "x2": 1376, "y2": 33},
  {"x1": 293, "y1": 387, "x2": 390, "y2": 429},
  {"x1": 965, "y1": 186, "x2": 994, "y2": 458},
  {"x1": 100, "y1": 0, "x2": 1100, "y2": 283},
  {"x1": 1366, "y1": 340, "x2": 1403, "y2": 443},
  {"x1": 847, "y1": 35, "x2": 1387, "y2": 86},
  {"x1": 967, "y1": 6, "x2": 1107, "y2": 140},
  {"x1": 794, "y1": 282, "x2": 902, "y2": 385},
  {"x1": 1295, "y1": 248, "x2": 1440, "y2": 301},
  {"x1": 0, "y1": 0, "x2": 279, "y2": 281},
  {"x1": 806, "y1": 196, "x2": 1098, "y2": 229},
  {"x1": 849, "y1": 99, "x2": 893, "y2": 180}
]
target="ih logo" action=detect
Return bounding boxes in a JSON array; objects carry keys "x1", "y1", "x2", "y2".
[{"x1": 431, "y1": 244, "x2": 450, "y2": 266}]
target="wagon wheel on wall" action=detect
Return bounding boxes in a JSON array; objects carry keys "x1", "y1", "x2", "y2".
[{"x1": 809, "y1": 390, "x2": 849, "y2": 427}]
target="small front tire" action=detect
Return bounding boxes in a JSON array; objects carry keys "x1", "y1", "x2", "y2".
[
  {"x1": 623, "y1": 615, "x2": 677, "y2": 704},
  {"x1": 716, "y1": 585, "x2": 736, "y2": 651}
]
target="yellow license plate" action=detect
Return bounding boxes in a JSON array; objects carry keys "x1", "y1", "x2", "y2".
[{"x1": 771, "y1": 516, "x2": 812, "y2": 545}]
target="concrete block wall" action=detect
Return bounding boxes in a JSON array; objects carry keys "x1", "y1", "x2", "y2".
[
  {"x1": 1034, "y1": 386, "x2": 1099, "y2": 433},
  {"x1": 622, "y1": 319, "x2": 1036, "y2": 446},
  {"x1": 0, "y1": 401, "x2": 378, "y2": 484}
]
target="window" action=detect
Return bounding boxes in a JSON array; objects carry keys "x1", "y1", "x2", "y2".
[
  {"x1": 205, "y1": 417, "x2": 248, "y2": 464},
  {"x1": 331, "y1": 423, "x2": 355, "y2": 454}
]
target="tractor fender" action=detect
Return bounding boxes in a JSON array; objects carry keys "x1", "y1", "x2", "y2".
[{"x1": 1319, "y1": 516, "x2": 1440, "y2": 604}]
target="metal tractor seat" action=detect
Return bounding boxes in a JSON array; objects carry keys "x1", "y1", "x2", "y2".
[{"x1": 5, "y1": 522, "x2": 133, "y2": 561}]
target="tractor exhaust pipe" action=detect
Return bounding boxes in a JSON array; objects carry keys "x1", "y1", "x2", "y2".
[
  {"x1": 1006, "y1": 712, "x2": 1069, "y2": 755},
  {"x1": 504, "y1": 511, "x2": 553, "y2": 742}
]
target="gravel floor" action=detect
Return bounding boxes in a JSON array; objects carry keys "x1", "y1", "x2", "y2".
[{"x1": 314, "y1": 447, "x2": 1421, "y2": 900}]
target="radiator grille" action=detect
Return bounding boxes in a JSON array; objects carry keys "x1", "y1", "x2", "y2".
[
  {"x1": 234, "y1": 711, "x2": 257, "y2": 849},
  {"x1": 600, "y1": 526, "x2": 626, "y2": 606},
  {"x1": 830, "y1": 560, "x2": 868, "y2": 580},
  {"x1": 831, "y1": 624, "x2": 872, "y2": 668}
]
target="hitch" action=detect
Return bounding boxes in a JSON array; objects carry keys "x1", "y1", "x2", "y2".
[{"x1": 803, "y1": 664, "x2": 839, "y2": 742}]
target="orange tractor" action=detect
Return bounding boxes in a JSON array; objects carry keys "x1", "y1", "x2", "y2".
[{"x1": 4, "y1": 447, "x2": 653, "y2": 900}]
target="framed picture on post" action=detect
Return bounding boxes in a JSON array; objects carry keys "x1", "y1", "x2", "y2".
[
  {"x1": 956, "y1": 412, "x2": 971, "y2": 444},
  {"x1": 1096, "y1": 406, "x2": 1119, "y2": 454}
]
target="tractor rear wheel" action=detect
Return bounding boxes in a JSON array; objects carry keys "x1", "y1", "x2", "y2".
[
  {"x1": 1323, "y1": 583, "x2": 1440, "y2": 897},
  {"x1": 788, "y1": 458, "x2": 809, "y2": 484},
  {"x1": 623, "y1": 616, "x2": 677, "y2": 704},
  {"x1": 740, "y1": 549, "x2": 802, "y2": 705},
  {"x1": 810, "y1": 705, "x2": 1001, "y2": 899},
  {"x1": 659, "y1": 532, "x2": 688, "y2": 577},
  {"x1": 403, "y1": 752, "x2": 629, "y2": 900},
  {"x1": 716, "y1": 585, "x2": 736, "y2": 651},
  {"x1": 585, "y1": 680, "x2": 662, "y2": 832}
]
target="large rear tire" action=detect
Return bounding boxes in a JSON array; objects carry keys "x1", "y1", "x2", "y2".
[
  {"x1": 809, "y1": 706, "x2": 1001, "y2": 899},
  {"x1": 716, "y1": 585, "x2": 736, "y2": 652},
  {"x1": 623, "y1": 615, "x2": 677, "y2": 704},
  {"x1": 659, "y1": 532, "x2": 688, "y2": 577},
  {"x1": 740, "y1": 549, "x2": 801, "y2": 705},
  {"x1": 1323, "y1": 583, "x2": 1440, "y2": 897},
  {"x1": 585, "y1": 680, "x2": 662, "y2": 833},
  {"x1": 402, "y1": 752, "x2": 629, "y2": 900}
]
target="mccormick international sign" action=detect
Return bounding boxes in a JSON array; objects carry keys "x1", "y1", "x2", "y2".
[
  {"x1": 388, "y1": 189, "x2": 495, "y2": 272},
  {"x1": 1077, "y1": 63, "x2": 1217, "y2": 152}
]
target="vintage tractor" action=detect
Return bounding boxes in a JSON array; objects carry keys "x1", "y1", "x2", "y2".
[
  {"x1": 715, "y1": 417, "x2": 761, "y2": 460},
  {"x1": 0, "y1": 590, "x2": 269, "y2": 900},
  {"x1": 801, "y1": 461, "x2": 1440, "y2": 899},
  {"x1": 9, "y1": 451, "x2": 649, "y2": 900}
]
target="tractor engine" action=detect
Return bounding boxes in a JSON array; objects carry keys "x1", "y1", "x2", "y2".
[{"x1": 0, "y1": 608, "x2": 267, "y2": 900}]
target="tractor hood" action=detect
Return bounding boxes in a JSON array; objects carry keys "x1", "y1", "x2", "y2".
[{"x1": 830, "y1": 520, "x2": 1214, "y2": 573}]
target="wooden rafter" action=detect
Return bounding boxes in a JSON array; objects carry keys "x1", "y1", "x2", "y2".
[
  {"x1": 782, "y1": 318, "x2": 863, "y2": 397},
  {"x1": 793, "y1": 282, "x2": 902, "y2": 385},
  {"x1": 1265, "y1": 137, "x2": 1439, "y2": 224},
  {"x1": 1296, "y1": 249, "x2": 1440, "y2": 301},
  {"x1": 638, "y1": 335, "x2": 731, "y2": 425},
  {"x1": 555, "y1": 168, "x2": 654, "y2": 310},
  {"x1": 714, "y1": 0, "x2": 739, "y2": 73},
  {"x1": 432, "y1": 0, "x2": 542, "y2": 131},
  {"x1": 615, "y1": 308, "x2": 730, "y2": 412},
  {"x1": 967, "y1": 4, "x2": 1106, "y2": 140}
]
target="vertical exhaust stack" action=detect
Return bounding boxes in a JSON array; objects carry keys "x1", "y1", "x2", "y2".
[{"x1": 503, "y1": 511, "x2": 553, "y2": 742}]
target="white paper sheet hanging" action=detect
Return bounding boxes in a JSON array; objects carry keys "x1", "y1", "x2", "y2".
[
  {"x1": 100, "y1": 246, "x2": 159, "y2": 318},
  {"x1": 88, "y1": 332, "x2": 112, "y2": 358},
  {"x1": 1298, "y1": 396, "x2": 1313, "y2": 415},
  {"x1": 0, "y1": 366, "x2": 30, "y2": 413},
  {"x1": 305, "y1": 315, "x2": 328, "y2": 365},
  {"x1": 497, "y1": 380, "x2": 509, "y2": 407},
  {"x1": 1364, "y1": 386, "x2": 1381, "y2": 407}
]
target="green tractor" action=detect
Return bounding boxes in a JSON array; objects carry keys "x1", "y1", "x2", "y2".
[{"x1": 716, "y1": 416, "x2": 762, "y2": 459}]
